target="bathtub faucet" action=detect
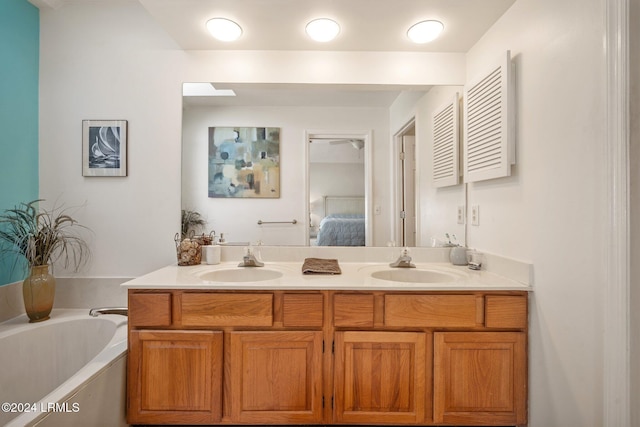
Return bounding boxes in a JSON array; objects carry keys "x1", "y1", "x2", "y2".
[{"x1": 89, "y1": 307, "x2": 128, "y2": 317}]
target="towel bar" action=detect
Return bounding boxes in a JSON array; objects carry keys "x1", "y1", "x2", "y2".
[{"x1": 257, "y1": 219, "x2": 297, "y2": 225}]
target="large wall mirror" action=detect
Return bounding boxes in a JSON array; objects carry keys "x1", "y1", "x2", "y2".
[{"x1": 181, "y1": 83, "x2": 466, "y2": 247}]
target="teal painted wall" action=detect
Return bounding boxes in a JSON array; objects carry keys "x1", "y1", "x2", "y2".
[{"x1": 0, "y1": 0, "x2": 39, "y2": 285}]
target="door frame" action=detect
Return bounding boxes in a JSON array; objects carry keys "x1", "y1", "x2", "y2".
[
  {"x1": 392, "y1": 118, "x2": 419, "y2": 247},
  {"x1": 604, "y1": 0, "x2": 630, "y2": 424}
]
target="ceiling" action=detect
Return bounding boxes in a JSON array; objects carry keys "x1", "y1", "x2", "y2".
[
  {"x1": 153, "y1": 0, "x2": 515, "y2": 108},
  {"x1": 182, "y1": 83, "x2": 431, "y2": 108},
  {"x1": 31, "y1": 0, "x2": 516, "y2": 108},
  {"x1": 137, "y1": 0, "x2": 516, "y2": 52}
]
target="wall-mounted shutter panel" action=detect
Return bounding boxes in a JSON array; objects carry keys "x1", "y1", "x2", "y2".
[
  {"x1": 463, "y1": 50, "x2": 515, "y2": 183},
  {"x1": 432, "y1": 93, "x2": 460, "y2": 188}
]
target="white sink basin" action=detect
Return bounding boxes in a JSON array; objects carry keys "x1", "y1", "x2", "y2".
[
  {"x1": 199, "y1": 268, "x2": 283, "y2": 282},
  {"x1": 370, "y1": 269, "x2": 459, "y2": 284}
]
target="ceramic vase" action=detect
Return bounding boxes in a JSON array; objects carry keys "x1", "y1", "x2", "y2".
[
  {"x1": 449, "y1": 246, "x2": 468, "y2": 266},
  {"x1": 22, "y1": 265, "x2": 56, "y2": 323}
]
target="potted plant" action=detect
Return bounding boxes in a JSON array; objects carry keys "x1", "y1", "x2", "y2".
[
  {"x1": 181, "y1": 209, "x2": 206, "y2": 240},
  {"x1": 177, "y1": 209, "x2": 207, "y2": 266},
  {"x1": 0, "y1": 200, "x2": 90, "y2": 322}
]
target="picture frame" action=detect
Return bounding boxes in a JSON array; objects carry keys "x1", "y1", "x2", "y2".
[
  {"x1": 208, "y1": 126, "x2": 280, "y2": 198},
  {"x1": 82, "y1": 120, "x2": 128, "y2": 177}
]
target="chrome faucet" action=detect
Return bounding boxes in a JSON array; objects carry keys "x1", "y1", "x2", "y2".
[
  {"x1": 238, "y1": 246, "x2": 264, "y2": 267},
  {"x1": 89, "y1": 307, "x2": 128, "y2": 317},
  {"x1": 389, "y1": 247, "x2": 416, "y2": 268}
]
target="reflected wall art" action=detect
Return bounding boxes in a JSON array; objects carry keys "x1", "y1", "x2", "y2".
[
  {"x1": 82, "y1": 120, "x2": 128, "y2": 177},
  {"x1": 208, "y1": 127, "x2": 280, "y2": 198}
]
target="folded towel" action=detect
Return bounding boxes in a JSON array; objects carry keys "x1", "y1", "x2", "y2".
[{"x1": 302, "y1": 257, "x2": 342, "y2": 275}]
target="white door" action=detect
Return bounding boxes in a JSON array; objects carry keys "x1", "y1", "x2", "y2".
[{"x1": 401, "y1": 136, "x2": 416, "y2": 247}]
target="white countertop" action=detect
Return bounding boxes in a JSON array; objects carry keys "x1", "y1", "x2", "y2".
[{"x1": 121, "y1": 261, "x2": 532, "y2": 291}]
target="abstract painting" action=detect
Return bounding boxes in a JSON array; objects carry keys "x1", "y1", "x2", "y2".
[
  {"x1": 208, "y1": 127, "x2": 280, "y2": 198},
  {"x1": 82, "y1": 120, "x2": 127, "y2": 177}
]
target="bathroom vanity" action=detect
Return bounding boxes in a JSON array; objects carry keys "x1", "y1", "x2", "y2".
[{"x1": 123, "y1": 258, "x2": 530, "y2": 426}]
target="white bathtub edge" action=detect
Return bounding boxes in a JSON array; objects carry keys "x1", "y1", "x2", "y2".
[{"x1": 2, "y1": 310, "x2": 128, "y2": 427}]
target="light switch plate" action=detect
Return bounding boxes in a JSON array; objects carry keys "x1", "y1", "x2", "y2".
[
  {"x1": 471, "y1": 205, "x2": 479, "y2": 226},
  {"x1": 457, "y1": 206, "x2": 465, "y2": 224}
]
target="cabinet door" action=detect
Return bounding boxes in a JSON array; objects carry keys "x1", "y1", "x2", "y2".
[
  {"x1": 334, "y1": 331, "x2": 427, "y2": 424},
  {"x1": 229, "y1": 331, "x2": 324, "y2": 424},
  {"x1": 434, "y1": 332, "x2": 526, "y2": 425},
  {"x1": 128, "y1": 330, "x2": 223, "y2": 425}
]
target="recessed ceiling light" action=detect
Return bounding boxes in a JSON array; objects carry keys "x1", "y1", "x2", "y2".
[
  {"x1": 407, "y1": 20, "x2": 444, "y2": 44},
  {"x1": 305, "y1": 18, "x2": 340, "y2": 42},
  {"x1": 206, "y1": 18, "x2": 242, "y2": 42}
]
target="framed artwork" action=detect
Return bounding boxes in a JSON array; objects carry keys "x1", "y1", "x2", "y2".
[
  {"x1": 82, "y1": 120, "x2": 128, "y2": 177},
  {"x1": 208, "y1": 127, "x2": 280, "y2": 198}
]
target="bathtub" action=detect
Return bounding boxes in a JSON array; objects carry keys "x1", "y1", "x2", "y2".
[{"x1": 0, "y1": 309, "x2": 128, "y2": 427}]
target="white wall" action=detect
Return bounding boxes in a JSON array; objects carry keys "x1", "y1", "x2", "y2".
[
  {"x1": 182, "y1": 105, "x2": 385, "y2": 245},
  {"x1": 39, "y1": 0, "x2": 187, "y2": 276},
  {"x1": 38, "y1": 0, "x2": 616, "y2": 425},
  {"x1": 389, "y1": 87, "x2": 466, "y2": 247},
  {"x1": 465, "y1": 0, "x2": 608, "y2": 425},
  {"x1": 417, "y1": 87, "x2": 466, "y2": 246}
]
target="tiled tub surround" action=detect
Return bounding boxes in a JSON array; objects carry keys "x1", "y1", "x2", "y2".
[
  {"x1": 0, "y1": 310, "x2": 128, "y2": 427},
  {"x1": 0, "y1": 277, "x2": 130, "y2": 323}
]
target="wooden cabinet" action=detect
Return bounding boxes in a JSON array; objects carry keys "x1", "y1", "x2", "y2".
[
  {"x1": 433, "y1": 331, "x2": 527, "y2": 425},
  {"x1": 181, "y1": 293, "x2": 273, "y2": 327},
  {"x1": 127, "y1": 289, "x2": 528, "y2": 426},
  {"x1": 334, "y1": 331, "x2": 428, "y2": 424},
  {"x1": 127, "y1": 330, "x2": 223, "y2": 424},
  {"x1": 229, "y1": 331, "x2": 323, "y2": 423},
  {"x1": 385, "y1": 294, "x2": 480, "y2": 327},
  {"x1": 127, "y1": 291, "x2": 325, "y2": 425}
]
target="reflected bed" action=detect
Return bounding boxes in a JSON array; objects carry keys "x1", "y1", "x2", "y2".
[
  {"x1": 315, "y1": 196, "x2": 365, "y2": 246},
  {"x1": 316, "y1": 214, "x2": 365, "y2": 246}
]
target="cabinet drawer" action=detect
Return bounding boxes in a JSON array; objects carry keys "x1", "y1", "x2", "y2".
[
  {"x1": 283, "y1": 294, "x2": 324, "y2": 327},
  {"x1": 385, "y1": 294, "x2": 477, "y2": 327},
  {"x1": 129, "y1": 292, "x2": 172, "y2": 327},
  {"x1": 333, "y1": 294, "x2": 374, "y2": 327},
  {"x1": 485, "y1": 295, "x2": 527, "y2": 329},
  {"x1": 181, "y1": 293, "x2": 273, "y2": 327}
]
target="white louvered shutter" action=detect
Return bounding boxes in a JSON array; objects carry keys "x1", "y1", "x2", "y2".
[
  {"x1": 463, "y1": 50, "x2": 515, "y2": 183},
  {"x1": 432, "y1": 93, "x2": 460, "y2": 188}
]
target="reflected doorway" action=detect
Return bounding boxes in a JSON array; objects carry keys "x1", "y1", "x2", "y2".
[
  {"x1": 306, "y1": 131, "x2": 372, "y2": 246},
  {"x1": 395, "y1": 121, "x2": 417, "y2": 247}
]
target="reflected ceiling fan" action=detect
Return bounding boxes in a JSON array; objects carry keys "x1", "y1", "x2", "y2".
[{"x1": 330, "y1": 139, "x2": 364, "y2": 150}]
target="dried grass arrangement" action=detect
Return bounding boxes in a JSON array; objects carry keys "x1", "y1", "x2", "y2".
[{"x1": 0, "y1": 199, "x2": 90, "y2": 274}]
